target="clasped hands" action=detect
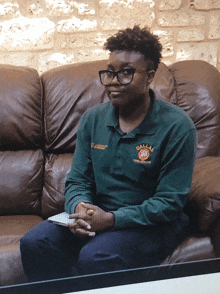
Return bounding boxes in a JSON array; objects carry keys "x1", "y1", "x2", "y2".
[{"x1": 68, "y1": 202, "x2": 115, "y2": 237}]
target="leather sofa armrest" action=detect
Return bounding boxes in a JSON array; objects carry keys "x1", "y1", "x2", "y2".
[{"x1": 185, "y1": 156, "x2": 220, "y2": 232}]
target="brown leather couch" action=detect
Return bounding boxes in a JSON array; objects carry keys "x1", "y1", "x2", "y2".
[{"x1": 0, "y1": 59, "x2": 220, "y2": 287}]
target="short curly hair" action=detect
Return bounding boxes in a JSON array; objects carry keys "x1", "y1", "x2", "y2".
[{"x1": 104, "y1": 25, "x2": 162, "y2": 71}]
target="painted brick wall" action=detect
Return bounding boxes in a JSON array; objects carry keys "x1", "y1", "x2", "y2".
[{"x1": 0, "y1": 0, "x2": 219, "y2": 73}]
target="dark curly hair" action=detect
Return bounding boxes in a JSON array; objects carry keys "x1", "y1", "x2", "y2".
[{"x1": 104, "y1": 25, "x2": 162, "y2": 71}]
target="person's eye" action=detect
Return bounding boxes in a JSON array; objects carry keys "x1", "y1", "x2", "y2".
[
  {"x1": 105, "y1": 70, "x2": 113, "y2": 77},
  {"x1": 122, "y1": 69, "x2": 133, "y2": 76}
]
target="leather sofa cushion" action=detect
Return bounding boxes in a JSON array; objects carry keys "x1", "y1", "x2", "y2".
[
  {"x1": 150, "y1": 62, "x2": 176, "y2": 104},
  {"x1": 0, "y1": 243, "x2": 27, "y2": 286},
  {"x1": 153, "y1": 60, "x2": 220, "y2": 159},
  {"x1": 0, "y1": 215, "x2": 43, "y2": 246},
  {"x1": 169, "y1": 60, "x2": 220, "y2": 159},
  {"x1": 162, "y1": 235, "x2": 215, "y2": 265},
  {"x1": 41, "y1": 60, "x2": 108, "y2": 153},
  {"x1": 0, "y1": 150, "x2": 44, "y2": 215},
  {"x1": 187, "y1": 156, "x2": 220, "y2": 231},
  {"x1": 0, "y1": 64, "x2": 42, "y2": 151},
  {"x1": 0, "y1": 215, "x2": 43, "y2": 286},
  {"x1": 41, "y1": 153, "x2": 73, "y2": 219}
]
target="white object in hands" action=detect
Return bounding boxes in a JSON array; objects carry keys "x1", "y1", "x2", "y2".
[{"x1": 48, "y1": 212, "x2": 75, "y2": 227}]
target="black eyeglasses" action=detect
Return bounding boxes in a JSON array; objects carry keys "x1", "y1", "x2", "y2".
[{"x1": 99, "y1": 68, "x2": 148, "y2": 86}]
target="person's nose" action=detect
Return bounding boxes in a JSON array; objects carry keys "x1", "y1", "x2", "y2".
[{"x1": 111, "y1": 74, "x2": 120, "y2": 85}]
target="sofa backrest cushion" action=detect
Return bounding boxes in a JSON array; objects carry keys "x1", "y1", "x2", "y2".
[
  {"x1": 41, "y1": 153, "x2": 73, "y2": 218},
  {"x1": 152, "y1": 60, "x2": 220, "y2": 159},
  {"x1": 41, "y1": 60, "x2": 108, "y2": 154},
  {"x1": 0, "y1": 65, "x2": 43, "y2": 151},
  {"x1": 0, "y1": 64, "x2": 43, "y2": 216},
  {"x1": 0, "y1": 150, "x2": 43, "y2": 216}
]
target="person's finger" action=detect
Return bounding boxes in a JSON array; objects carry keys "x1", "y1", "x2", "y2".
[
  {"x1": 86, "y1": 209, "x2": 94, "y2": 216},
  {"x1": 76, "y1": 219, "x2": 92, "y2": 230},
  {"x1": 69, "y1": 213, "x2": 85, "y2": 219},
  {"x1": 68, "y1": 219, "x2": 91, "y2": 230},
  {"x1": 75, "y1": 228, "x2": 96, "y2": 237},
  {"x1": 81, "y1": 202, "x2": 96, "y2": 210}
]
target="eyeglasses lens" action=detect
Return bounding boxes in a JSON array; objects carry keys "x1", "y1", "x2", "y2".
[{"x1": 100, "y1": 70, "x2": 133, "y2": 86}]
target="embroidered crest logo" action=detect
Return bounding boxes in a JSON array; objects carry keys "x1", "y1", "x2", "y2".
[
  {"x1": 134, "y1": 144, "x2": 154, "y2": 164},
  {"x1": 138, "y1": 148, "x2": 150, "y2": 161}
]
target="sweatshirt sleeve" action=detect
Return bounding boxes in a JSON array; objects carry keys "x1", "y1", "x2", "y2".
[
  {"x1": 112, "y1": 128, "x2": 196, "y2": 229},
  {"x1": 64, "y1": 112, "x2": 96, "y2": 214}
]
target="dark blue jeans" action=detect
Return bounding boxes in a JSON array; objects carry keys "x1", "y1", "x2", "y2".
[{"x1": 20, "y1": 219, "x2": 188, "y2": 282}]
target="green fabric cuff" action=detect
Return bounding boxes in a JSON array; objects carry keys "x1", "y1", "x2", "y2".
[{"x1": 112, "y1": 210, "x2": 127, "y2": 229}]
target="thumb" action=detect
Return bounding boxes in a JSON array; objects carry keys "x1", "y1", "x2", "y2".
[{"x1": 87, "y1": 209, "x2": 94, "y2": 216}]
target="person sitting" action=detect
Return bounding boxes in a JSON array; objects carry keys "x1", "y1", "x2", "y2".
[{"x1": 20, "y1": 25, "x2": 196, "y2": 282}]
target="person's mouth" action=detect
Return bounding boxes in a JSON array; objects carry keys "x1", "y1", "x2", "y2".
[{"x1": 109, "y1": 90, "x2": 123, "y2": 97}]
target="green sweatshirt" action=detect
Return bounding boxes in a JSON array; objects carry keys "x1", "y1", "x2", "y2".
[{"x1": 65, "y1": 95, "x2": 196, "y2": 229}]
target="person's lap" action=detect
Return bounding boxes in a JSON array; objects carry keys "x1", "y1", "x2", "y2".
[
  {"x1": 20, "y1": 220, "x2": 84, "y2": 280},
  {"x1": 20, "y1": 218, "x2": 186, "y2": 281}
]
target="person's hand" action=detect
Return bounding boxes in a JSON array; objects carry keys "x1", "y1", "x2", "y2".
[
  {"x1": 68, "y1": 202, "x2": 95, "y2": 237},
  {"x1": 75, "y1": 201, "x2": 94, "y2": 216},
  {"x1": 71, "y1": 202, "x2": 115, "y2": 233}
]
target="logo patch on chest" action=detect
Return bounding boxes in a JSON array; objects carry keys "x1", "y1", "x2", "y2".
[{"x1": 134, "y1": 144, "x2": 154, "y2": 164}]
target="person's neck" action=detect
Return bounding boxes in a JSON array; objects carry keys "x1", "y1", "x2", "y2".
[{"x1": 118, "y1": 94, "x2": 151, "y2": 133}]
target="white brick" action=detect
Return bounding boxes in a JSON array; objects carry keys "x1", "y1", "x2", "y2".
[
  {"x1": 100, "y1": 16, "x2": 155, "y2": 31},
  {"x1": 0, "y1": 52, "x2": 36, "y2": 68},
  {"x1": 153, "y1": 29, "x2": 174, "y2": 57},
  {"x1": 189, "y1": 0, "x2": 220, "y2": 9},
  {"x1": 99, "y1": 0, "x2": 155, "y2": 8},
  {"x1": 0, "y1": 2, "x2": 20, "y2": 17},
  {"x1": 99, "y1": 0, "x2": 155, "y2": 29},
  {"x1": 74, "y1": 1, "x2": 96, "y2": 15},
  {"x1": 38, "y1": 52, "x2": 75, "y2": 74},
  {"x1": 46, "y1": 0, "x2": 75, "y2": 16},
  {"x1": 178, "y1": 28, "x2": 205, "y2": 42},
  {"x1": 176, "y1": 43, "x2": 218, "y2": 67},
  {"x1": 57, "y1": 16, "x2": 97, "y2": 33},
  {"x1": 0, "y1": 17, "x2": 55, "y2": 51},
  {"x1": 75, "y1": 49, "x2": 109, "y2": 62},
  {"x1": 158, "y1": 11, "x2": 206, "y2": 27},
  {"x1": 26, "y1": 0, "x2": 45, "y2": 17},
  {"x1": 209, "y1": 12, "x2": 220, "y2": 39},
  {"x1": 58, "y1": 32, "x2": 112, "y2": 49},
  {"x1": 159, "y1": 0, "x2": 181, "y2": 10}
]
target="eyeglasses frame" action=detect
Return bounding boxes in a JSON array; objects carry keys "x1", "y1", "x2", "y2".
[{"x1": 99, "y1": 68, "x2": 150, "y2": 86}]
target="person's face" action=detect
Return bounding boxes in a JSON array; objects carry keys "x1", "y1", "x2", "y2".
[{"x1": 104, "y1": 50, "x2": 155, "y2": 109}]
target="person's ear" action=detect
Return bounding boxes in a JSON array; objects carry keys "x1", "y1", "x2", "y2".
[{"x1": 147, "y1": 70, "x2": 155, "y2": 84}]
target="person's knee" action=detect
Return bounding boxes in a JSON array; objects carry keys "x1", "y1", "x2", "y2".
[
  {"x1": 78, "y1": 244, "x2": 129, "y2": 274},
  {"x1": 78, "y1": 244, "x2": 96, "y2": 267},
  {"x1": 20, "y1": 222, "x2": 50, "y2": 258},
  {"x1": 20, "y1": 231, "x2": 38, "y2": 255}
]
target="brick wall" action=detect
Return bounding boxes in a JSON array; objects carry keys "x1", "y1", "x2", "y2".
[{"x1": 0, "y1": 0, "x2": 219, "y2": 74}]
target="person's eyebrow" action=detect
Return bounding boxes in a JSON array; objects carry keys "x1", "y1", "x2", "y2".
[
  {"x1": 106, "y1": 64, "x2": 114, "y2": 70},
  {"x1": 106, "y1": 62, "x2": 134, "y2": 69}
]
